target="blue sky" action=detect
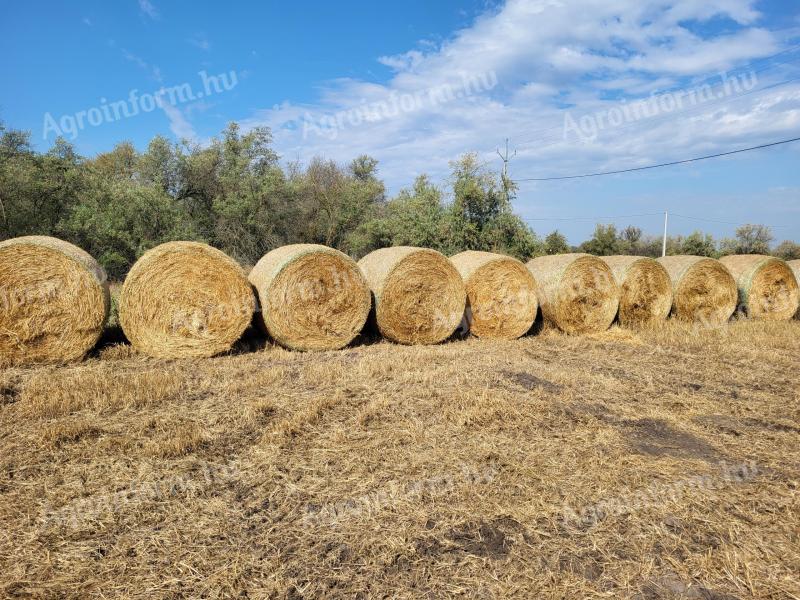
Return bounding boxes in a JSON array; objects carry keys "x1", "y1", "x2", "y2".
[{"x1": 1, "y1": 0, "x2": 799, "y2": 244}]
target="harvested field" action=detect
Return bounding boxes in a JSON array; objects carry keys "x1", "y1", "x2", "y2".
[{"x1": 1, "y1": 320, "x2": 798, "y2": 598}]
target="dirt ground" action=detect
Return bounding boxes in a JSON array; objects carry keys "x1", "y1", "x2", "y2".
[{"x1": 0, "y1": 320, "x2": 798, "y2": 598}]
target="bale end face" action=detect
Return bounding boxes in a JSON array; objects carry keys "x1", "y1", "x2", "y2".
[
  {"x1": 359, "y1": 247, "x2": 466, "y2": 345},
  {"x1": 659, "y1": 256, "x2": 737, "y2": 326},
  {"x1": 526, "y1": 254, "x2": 619, "y2": 335},
  {"x1": 0, "y1": 236, "x2": 109, "y2": 365},
  {"x1": 602, "y1": 256, "x2": 672, "y2": 327},
  {"x1": 120, "y1": 241, "x2": 254, "y2": 359},
  {"x1": 451, "y1": 251, "x2": 537, "y2": 339},
  {"x1": 720, "y1": 255, "x2": 800, "y2": 321},
  {"x1": 789, "y1": 260, "x2": 800, "y2": 319},
  {"x1": 250, "y1": 244, "x2": 371, "y2": 351}
]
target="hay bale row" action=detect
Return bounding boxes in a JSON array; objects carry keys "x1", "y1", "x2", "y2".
[
  {"x1": 601, "y1": 256, "x2": 672, "y2": 326},
  {"x1": 0, "y1": 236, "x2": 110, "y2": 365},
  {"x1": 358, "y1": 247, "x2": 465, "y2": 345},
  {"x1": 119, "y1": 241, "x2": 254, "y2": 359},
  {"x1": 249, "y1": 244, "x2": 370, "y2": 351},
  {"x1": 657, "y1": 256, "x2": 737, "y2": 326},
  {"x1": 450, "y1": 251, "x2": 538, "y2": 339},
  {"x1": 3, "y1": 234, "x2": 798, "y2": 365},
  {"x1": 525, "y1": 253, "x2": 618, "y2": 334},
  {"x1": 719, "y1": 255, "x2": 799, "y2": 321}
]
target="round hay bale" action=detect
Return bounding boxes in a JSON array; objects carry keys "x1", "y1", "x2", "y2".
[
  {"x1": 357, "y1": 246, "x2": 466, "y2": 345},
  {"x1": 600, "y1": 255, "x2": 672, "y2": 327},
  {"x1": 249, "y1": 244, "x2": 371, "y2": 351},
  {"x1": 450, "y1": 250, "x2": 538, "y2": 339},
  {"x1": 525, "y1": 253, "x2": 618, "y2": 334},
  {"x1": 657, "y1": 256, "x2": 737, "y2": 326},
  {"x1": 789, "y1": 260, "x2": 800, "y2": 319},
  {"x1": 0, "y1": 236, "x2": 109, "y2": 365},
  {"x1": 119, "y1": 241, "x2": 254, "y2": 358},
  {"x1": 719, "y1": 255, "x2": 800, "y2": 321}
]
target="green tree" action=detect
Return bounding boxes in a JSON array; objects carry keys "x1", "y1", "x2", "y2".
[
  {"x1": 720, "y1": 224, "x2": 773, "y2": 255},
  {"x1": 580, "y1": 224, "x2": 622, "y2": 256},
  {"x1": 772, "y1": 240, "x2": 800, "y2": 261},
  {"x1": 680, "y1": 231, "x2": 717, "y2": 257},
  {"x1": 543, "y1": 230, "x2": 570, "y2": 255}
]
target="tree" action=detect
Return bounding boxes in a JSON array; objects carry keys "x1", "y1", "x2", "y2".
[
  {"x1": 680, "y1": 231, "x2": 717, "y2": 257},
  {"x1": 63, "y1": 176, "x2": 200, "y2": 279},
  {"x1": 720, "y1": 224, "x2": 773, "y2": 255},
  {"x1": 543, "y1": 230, "x2": 570, "y2": 255},
  {"x1": 772, "y1": 240, "x2": 800, "y2": 261},
  {"x1": 580, "y1": 224, "x2": 622, "y2": 256}
]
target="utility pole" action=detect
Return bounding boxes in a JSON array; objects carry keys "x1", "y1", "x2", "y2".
[
  {"x1": 497, "y1": 138, "x2": 516, "y2": 204},
  {"x1": 662, "y1": 211, "x2": 668, "y2": 257}
]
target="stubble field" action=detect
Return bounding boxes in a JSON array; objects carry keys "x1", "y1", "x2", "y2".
[{"x1": 0, "y1": 320, "x2": 798, "y2": 598}]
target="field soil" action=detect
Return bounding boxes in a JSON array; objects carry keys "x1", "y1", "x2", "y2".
[{"x1": 1, "y1": 321, "x2": 799, "y2": 598}]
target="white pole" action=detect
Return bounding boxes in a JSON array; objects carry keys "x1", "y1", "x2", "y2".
[{"x1": 662, "y1": 211, "x2": 668, "y2": 257}]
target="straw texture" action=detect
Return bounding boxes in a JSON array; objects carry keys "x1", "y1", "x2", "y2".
[
  {"x1": 358, "y1": 246, "x2": 466, "y2": 345},
  {"x1": 601, "y1": 256, "x2": 672, "y2": 326},
  {"x1": 0, "y1": 236, "x2": 109, "y2": 365},
  {"x1": 120, "y1": 241, "x2": 254, "y2": 358},
  {"x1": 525, "y1": 253, "x2": 619, "y2": 334},
  {"x1": 450, "y1": 250, "x2": 538, "y2": 339},
  {"x1": 789, "y1": 259, "x2": 800, "y2": 319},
  {"x1": 719, "y1": 255, "x2": 800, "y2": 321},
  {"x1": 657, "y1": 256, "x2": 737, "y2": 326},
  {"x1": 249, "y1": 244, "x2": 371, "y2": 351}
]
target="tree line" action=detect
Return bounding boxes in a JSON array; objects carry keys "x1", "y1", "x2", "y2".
[{"x1": 1, "y1": 121, "x2": 797, "y2": 280}]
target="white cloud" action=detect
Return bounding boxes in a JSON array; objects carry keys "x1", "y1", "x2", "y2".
[
  {"x1": 122, "y1": 49, "x2": 163, "y2": 82},
  {"x1": 188, "y1": 34, "x2": 211, "y2": 51},
  {"x1": 138, "y1": 0, "x2": 158, "y2": 20},
  {"x1": 160, "y1": 102, "x2": 197, "y2": 142},
  {"x1": 238, "y1": 0, "x2": 799, "y2": 196}
]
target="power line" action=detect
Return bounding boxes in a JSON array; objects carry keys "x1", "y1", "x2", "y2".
[
  {"x1": 512, "y1": 135, "x2": 800, "y2": 182},
  {"x1": 670, "y1": 213, "x2": 790, "y2": 229},
  {"x1": 523, "y1": 212, "x2": 662, "y2": 222},
  {"x1": 520, "y1": 211, "x2": 790, "y2": 229}
]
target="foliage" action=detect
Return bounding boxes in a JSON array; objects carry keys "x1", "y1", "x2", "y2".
[
  {"x1": 0, "y1": 121, "x2": 794, "y2": 278},
  {"x1": 719, "y1": 224, "x2": 774, "y2": 255},
  {"x1": 772, "y1": 240, "x2": 800, "y2": 261},
  {"x1": 542, "y1": 230, "x2": 570, "y2": 255}
]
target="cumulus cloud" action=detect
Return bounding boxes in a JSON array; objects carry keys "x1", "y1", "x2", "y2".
[{"x1": 240, "y1": 0, "x2": 799, "y2": 194}]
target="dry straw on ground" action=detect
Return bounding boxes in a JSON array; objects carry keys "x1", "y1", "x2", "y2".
[
  {"x1": 719, "y1": 255, "x2": 800, "y2": 321},
  {"x1": 358, "y1": 246, "x2": 466, "y2": 344},
  {"x1": 0, "y1": 235, "x2": 109, "y2": 365},
  {"x1": 525, "y1": 253, "x2": 618, "y2": 334},
  {"x1": 249, "y1": 244, "x2": 371, "y2": 351},
  {"x1": 119, "y1": 241, "x2": 254, "y2": 359},
  {"x1": 789, "y1": 259, "x2": 800, "y2": 318},
  {"x1": 658, "y1": 256, "x2": 738, "y2": 326},
  {"x1": 3, "y1": 320, "x2": 799, "y2": 597},
  {"x1": 601, "y1": 255, "x2": 672, "y2": 327},
  {"x1": 450, "y1": 250, "x2": 538, "y2": 339}
]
